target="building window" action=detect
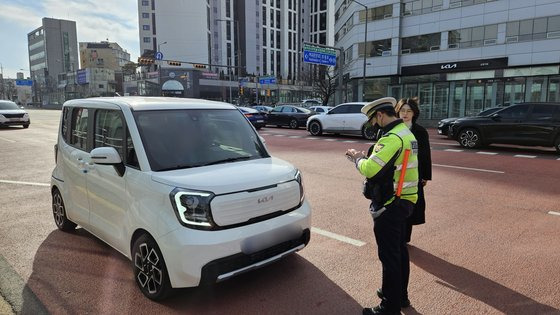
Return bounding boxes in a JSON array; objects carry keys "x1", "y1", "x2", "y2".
[
  {"x1": 226, "y1": 0, "x2": 231, "y2": 17},
  {"x1": 142, "y1": 0, "x2": 149, "y2": 6},
  {"x1": 402, "y1": 0, "x2": 443, "y2": 16},
  {"x1": 359, "y1": 4, "x2": 393, "y2": 22},
  {"x1": 143, "y1": 25, "x2": 150, "y2": 30},
  {"x1": 449, "y1": 0, "x2": 496, "y2": 9},
  {"x1": 359, "y1": 39, "x2": 392, "y2": 57},
  {"x1": 448, "y1": 24, "x2": 497, "y2": 48},
  {"x1": 142, "y1": 13, "x2": 149, "y2": 18},
  {"x1": 401, "y1": 33, "x2": 440, "y2": 54},
  {"x1": 507, "y1": 15, "x2": 560, "y2": 43},
  {"x1": 143, "y1": 37, "x2": 151, "y2": 43}
]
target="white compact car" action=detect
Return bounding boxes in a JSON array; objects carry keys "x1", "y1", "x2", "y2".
[
  {"x1": 309, "y1": 106, "x2": 333, "y2": 115},
  {"x1": 51, "y1": 97, "x2": 311, "y2": 300},
  {"x1": 0, "y1": 100, "x2": 30, "y2": 128},
  {"x1": 306, "y1": 102, "x2": 377, "y2": 140}
]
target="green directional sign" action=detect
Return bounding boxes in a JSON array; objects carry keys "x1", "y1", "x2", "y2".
[{"x1": 303, "y1": 43, "x2": 336, "y2": 56}]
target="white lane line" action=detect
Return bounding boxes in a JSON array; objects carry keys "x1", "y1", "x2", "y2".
[
  {"x1": 273, "y1": 134, "x2": 286, "y2": 137},
  {"x1": 476, "y1": 151, "x2": 498, "y2": 155},
  {"x1": 557, "y1": 158, "x2": 560, "y2": 161},
  {"x1": 514, "y1": 154, "x2": 537, "y2": 159},
  {"x1": 343, "y1": 140, "x2": 358, "y2": 143},
  {"x1": 444, "y1": 149, "x2": 464, "y2": 152},
  {"x1": 260, "y1": 133, "x2": 271, "y2": 136},
  {"x1": 433, "y1": 163, "x2": 505, "y2": 174},
  {"x1": 324, "y1": 139, "x2": 337, "y2": 141},
  {"x1": 288, "y1": 136, "x2": 301, "y2": 139},
  {"x1": 305, "y1": 137, "x2": 321, "y2": 140},
  {"x1": 548, "y1": 211, "x2": 560, "y2": 216},
  {"x1": 432, "y1": 142, "x2": 460, "y2": 146},
  {"x1": 0, "y1": 180, "x2": 50, "y2": 187},
  {"x1": 311, "y1": 227, "x2": 366, "y2": 247},
  {"x1": 367, "y1": 142, "x2": 375, "y2": 145},
  {"x1": 0, "y1": 136, "x2": 16, "y2": 143}
]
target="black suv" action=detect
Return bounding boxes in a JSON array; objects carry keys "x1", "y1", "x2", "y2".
[{"x1": 449, "y1": 103, "x2": 560, "y2": 154}]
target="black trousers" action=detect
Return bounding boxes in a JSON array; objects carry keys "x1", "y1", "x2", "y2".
[{"x1": 373, "y1": 199, "x2": 414, "y2": 312}]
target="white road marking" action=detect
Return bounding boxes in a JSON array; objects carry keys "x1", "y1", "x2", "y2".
[
  {"x1": 548, "y1": 211, "x2": 560, "y2": 216},
  {"x1": 432, "y1": 142, "x2": 460, "y2": 146},
  {"x1": 324, "y1": 139, "x2": 337, "y2": 141},
  {"x1": 273, "y1": 134, "x2": 286, "y2": 137},
  {"x1": 366, "y1": 142, "x2": 375, "y2": 145},
  {"x1": 476, "y1": 151, "x2": 498, "y2": 155},
  {"x1": 514, "y1": 154, "x2": 537, "y2": 159},
  {"x1": 444, "y1": 149, "x2": 464, "y2": 152},
  {"x1": 288, "y1": 135, "x2": 301, "y2": 138},
  {"x1": 0, "y1": 136, "x2": 16, "y2": 143},
  {"x1": 433, "y1": 164, "x2": 505, "y2": 174},
  {"x1": 343, "y1": 140, "x2": 358, "y2": 143},
  {"x1": 557, "y1": 158, "x2": 560, "y2": 161},
  {"x1": 311, "y1": 227, "x2": 366, "y2": 247},
  {"x1": 305, "y1": 137, "x2": 321, "y2": 140},
  {"x1": 260, "y1": 133, "x2": 271, "y2": 136},
  {"x1": 0, "y1": 180, "x2": 50, "y2": 187}
]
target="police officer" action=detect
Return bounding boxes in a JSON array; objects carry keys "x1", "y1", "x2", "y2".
[{"x1": 346, "y1": 97, "x2": 419, "y2": 315}]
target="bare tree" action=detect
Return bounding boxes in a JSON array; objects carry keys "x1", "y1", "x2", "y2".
[{"x1": 300, "y1": 65, "x2": 338, "y2": 105}]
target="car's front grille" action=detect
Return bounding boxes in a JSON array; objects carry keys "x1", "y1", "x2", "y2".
[{"x1": 2, "y1": 113, "x2": 25, "y2": 118}]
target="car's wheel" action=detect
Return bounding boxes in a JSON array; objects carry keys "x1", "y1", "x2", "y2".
[
  {"x1": 289, "y1": 119, "x2": 298, "y2": 129},
  {"x1": 23, "y1": 124, "x2": 29, "y2": 129},
  {"x1": 52, "y1": 188, "x2": 77, "y2": 232},
  {"x1": 362, "y1": 125, "x2": 377, "y2": 140},
  {"x1": 458, "y1": 128, "x2": 482, "y2": 148},
  {"x1": 132, "y1": 234, "x2": 172, "y2": 301},
  {"x1": 308, "y1": 121, "x2": 322, "y2": 136},
  {"x1": 554, "y1": 136, "x2": 560, "y2": 154}
]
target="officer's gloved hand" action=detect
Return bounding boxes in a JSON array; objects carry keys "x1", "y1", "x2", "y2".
[{"x1": 345, "y1": 149, "x2": 366, "y2": 162}]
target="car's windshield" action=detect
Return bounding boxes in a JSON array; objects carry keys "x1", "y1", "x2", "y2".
[
  {"x1": 134, "y1": 109, "x2": 269, "y2": 171},
  {"x1": 0, "y1": 102, "x2": 19, "y2": 110}
]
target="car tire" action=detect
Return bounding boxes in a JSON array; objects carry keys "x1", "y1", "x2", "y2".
[
  {"x1": 362, "y1": 125, "x2": 377, "y2": 140},
  {"x1": 132, "y1": 233, "x2": 172, "y2": 301},
  {"x1": 52, "y1": 188, "x2": 77, "y2": 232},
  {"x1": 23, "y1": 124, "x2": 29, "y2": 129},
  {"x1": 458, "y1": 128, "x2": 482, "y2": 148},
  {"x1": 289, "y1": 119, "x2": 298, "y2": 129},
  {"x1": 554, "y1": 136, "x2": 560, "y2": 154},
  {"x1": 308, "y1": 121, "x2": 322, "y2": 136}
]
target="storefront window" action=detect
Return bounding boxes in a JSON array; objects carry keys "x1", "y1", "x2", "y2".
[
  {"x1": 526, "y1": 77, "x2": 547, "y2": 102},
  {"x1": 404, "y1": 84, "x2": 418, "y2": 98},
  {"x1": 484, "y1": 82, "x2": 498, "y2": 108},
  {"x1": 432, "y1": 82, "x2": 449, "y2": 119},
  {"x1": 418, "y1": 83, "x2": 432, "y2": 119},
  {"x1": 365, "y1": 78, "x2": 390, "y2": 101},
  {"x1": 465, "y1": 81, "x2": 484, "y2": 116},
  {"x1": 450, "y1": 82, "x2": 465, "y2": 117},
  {"x1": 388, "y1": 85, "x2": 402, "y2": 100},
  {"x1": 548, "y1": 77, "x2": 560, "y2": 102},
  {"x1": 504, "y1": 78, "x2": 526, "y2": 105}
]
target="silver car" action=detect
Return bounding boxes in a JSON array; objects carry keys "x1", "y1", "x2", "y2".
[{"x1": 0, "y1": 100, "x2": 30, "y2": 128}]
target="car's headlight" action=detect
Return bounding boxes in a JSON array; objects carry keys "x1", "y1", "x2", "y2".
[
  {"x1": 170, "y1": 188, "x2": 215, "y2": 229},
  {"x1": 295, "y1": 169, "x2": 305, "y2": 204}
]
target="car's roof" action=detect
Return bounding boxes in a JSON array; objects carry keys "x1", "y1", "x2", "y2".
[
  {"x1": 63, "y1": 97, "x2": 236, "y2": 111},
  {"x1": 334, "y1": 102, "x2": 368, "y2": 107}
]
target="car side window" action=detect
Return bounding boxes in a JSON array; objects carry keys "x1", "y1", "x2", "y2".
[
  {"x1": 69, "y1": 107, "x2": 89, "y2": 151},
  {"x1": 530, "y1": 105, "x2": 555, "y2": 120},
  {"x1": 282, "y1": 106, "x2": 294, "y2": 113},
  {"x1": 498, "y1": 105, "x2": 530, "y2": 119},
  {"x1": 316, "y1": 108, "x2": 324, "y2": 113},
  {"x1": 271, "y1": 106, "x2": 283, "y2": 112},
  {"x1": 330, "y1": 105, "x2": 348, "y2": 114},
  {"x1": 61, "y1": 107, "x2": 71, "y2": 141},
  {"x1": 350, "y1": 105, "x2": 363, "y2": 113},
  {"x1": 94, "y1": 110, "x2": 125, "y2": 159}
]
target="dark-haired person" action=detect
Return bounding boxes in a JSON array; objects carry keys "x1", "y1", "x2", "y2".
[
  {"x1": 346, "y1": 97, "x2": 418, "y2": 315},
  {"x1": 395, "y1": 98, "x2": 432, "y2": 243}
]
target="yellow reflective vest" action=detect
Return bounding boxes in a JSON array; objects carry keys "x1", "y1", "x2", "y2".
[{"x1": 357, "y1": 121, "x2": 419, "y2": 205}]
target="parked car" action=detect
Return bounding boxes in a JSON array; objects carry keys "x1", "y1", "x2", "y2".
[
  {"x1": 301, "y1": 99, "x2": 321, "y2": 108},
  {"x1": 438, "y1": 107, "x2": 503, "y2": 137},
  {"x1": 449, "y1": 102, "x2": 560, "y2": 153},
  {"x1": 309, "y1": 106, "x2": 333, "y2": 115},
  {"x1": 238, "y1": 106, "x2": 267, "y2": 129},
  {"x1": 51, "y1": 97, "x2": 311, "y2": 300},
  {"x1": 306, "y1": 102, "x2": 378, "y2": 140},
  {"x1": 267, "y1": 105, "x2": 315, "y2": 129},
  {"x1": 0, "y1": 100, "x2": 30, "y2": 128}
]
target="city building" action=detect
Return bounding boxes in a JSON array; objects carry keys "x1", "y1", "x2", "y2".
[
  {"x1": 335, "y1": 0, "x2": 560, "y2": 120},
  {"x1": 135, "y1": 0, "x2": 335, "y2": 102},
  {"x1": 79, "y1": 41, "x2": 131, "y2": 70},
  {"x1": 27, "y1": 18, "x2": 79, "y2": 104}
]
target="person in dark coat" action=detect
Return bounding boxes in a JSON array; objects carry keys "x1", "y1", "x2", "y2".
[{"x1": 395, "y1": 97, "x2": 432, "y2": 243}]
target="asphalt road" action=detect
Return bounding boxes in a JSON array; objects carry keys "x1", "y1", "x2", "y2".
[{"x1": 0, "y1": 109, "x2": 559, "y2": 314}]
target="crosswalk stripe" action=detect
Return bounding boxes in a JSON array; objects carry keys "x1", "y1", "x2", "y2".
[
  {"x1": 514, "y1": 154, "x2": 536, "y2": 158},
  {"x1": 444, "y1": 149, "x2": 464, "y2": 152},
  {"x1": 476, "y1": 151, "x2": 498, "y2": 155}
]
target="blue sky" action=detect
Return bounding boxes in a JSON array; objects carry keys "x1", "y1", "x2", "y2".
[{"x1": 0, "y1": 0, "x2": 140, "y2": 79}]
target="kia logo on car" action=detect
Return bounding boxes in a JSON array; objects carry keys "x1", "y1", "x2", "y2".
[
  {"x1": 258, "y1": 196, "x2": 273, "y2": 204},
  {"x1": 441, "y1": 63, "x2": 457, "y2": 70}
]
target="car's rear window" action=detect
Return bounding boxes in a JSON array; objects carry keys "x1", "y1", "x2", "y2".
[{"x1": 133, "y1": 109, "x2": 269, "y2": 171}]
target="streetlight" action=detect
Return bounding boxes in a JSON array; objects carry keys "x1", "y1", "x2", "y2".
[{"x1": 350, "y1": 0, "x2": 368, "y2": 101}]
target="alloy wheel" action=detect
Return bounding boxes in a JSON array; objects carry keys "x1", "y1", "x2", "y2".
[
  {"x1": 459, "y1": 130, "x2": 479, "y2": 148},
  {"x1": 290, "y1": 119, "x2": 298, "y2": 129},
  {"x1": 309, "y1": 121, "x2": 321, "y2": 136},
  {"x1": 52, "y1": 193, "x2": 65, "y2": 227},
  {"x1": 135, "y1": 243, "x2": 163, "y2": 295}
]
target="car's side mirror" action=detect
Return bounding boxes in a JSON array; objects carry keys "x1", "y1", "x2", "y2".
[
  {"x1": 90, "y1": 147, "x2": 125, "y2": 176},
  {"x1": 491, "y1": 113, "x2": 501, "y2": 120}
]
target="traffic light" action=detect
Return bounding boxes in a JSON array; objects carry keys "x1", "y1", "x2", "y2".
[
  {"x1": 167, "y1": 61, "x2": 181, "y2": 66},
  {"x1": 193, "y1": 64, "x2": 207, "y2": 69},
  {"x1": 239, "y1": 87, "x2": 244, "y2": 94},
  {"x1": 266, "y1": 89, "x2": 271, "y2": 97},
  {"x1": 137, "y1": 57, "x2": 155, "y2": 66}
]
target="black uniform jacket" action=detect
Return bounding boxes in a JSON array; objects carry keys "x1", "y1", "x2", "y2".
[{"x1": 409, "y1": 123, "x2": 432, "y2": 224}]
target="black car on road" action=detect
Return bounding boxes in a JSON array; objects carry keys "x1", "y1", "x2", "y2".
[
  {"x1": 266, "y1": 105, "x2": 315, "y2": 129},
  {"x1": 438, "y1": 107, "x2": 503, "y2": 137},
  {"x1": 449, "y1": 103, "x2": 560, "y2": 153}
]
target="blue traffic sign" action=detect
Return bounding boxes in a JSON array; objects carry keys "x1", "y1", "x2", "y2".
[
  {"x1": 15, "y1": 79, "x2": 33, "y2": 86},
  {"x1": 303, "y1": 51, "x2": 336, "y2": 66},
  {"x1": 154, "y1": 51, "x2": 164, "y2": 60},
  {"x1": 259, "y1": 76, "x2": 276, "y2": 85}
]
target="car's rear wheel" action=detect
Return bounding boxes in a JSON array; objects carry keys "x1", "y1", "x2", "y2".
[
  {"x1": 458, "y1": 128, "x2": 482, "y2": 148},
  {"x1": 289, "y1": 119, "x2": 298, "y2": 129},
  {"x1": 52, "y1": 188, "x2": 77, "y2": 232},
  {"x1": 308, "y1": 121, "x2": 322, "y2": 136},
  {"x1": 132, "y1": 233, "x2": 172, "y2": 301},
  {"x1": 362, "y1": 125, "x2": 377, "y2": 140}
]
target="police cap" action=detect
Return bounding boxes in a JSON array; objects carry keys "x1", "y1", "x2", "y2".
[{"x1": 361, "y1": 97, "x2": 397, "y2": 119}]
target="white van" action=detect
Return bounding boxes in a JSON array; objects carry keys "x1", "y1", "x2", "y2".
[{"x1": 51, "y1": 97, "x2": 311, "y2": 300}]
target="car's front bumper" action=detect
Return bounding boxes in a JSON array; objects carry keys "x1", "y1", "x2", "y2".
[{"x1": 156, "y1": 200, "x2": 311, "y2": 288}]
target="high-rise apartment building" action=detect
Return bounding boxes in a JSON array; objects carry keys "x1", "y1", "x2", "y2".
[
  {"x1": 27, "y1": 18, "x2": 79, "y2": 101},
  {"x1": 335, "y1": 0, "x2": 560, "y2": 119}
]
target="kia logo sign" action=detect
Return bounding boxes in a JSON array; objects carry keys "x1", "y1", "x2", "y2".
[
  {"x1": 258, "y1": 196, "x2": 273, "y2": 204},
  {"x1": 441, "y1": 63, "x2": 457, "y2": 70}
]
